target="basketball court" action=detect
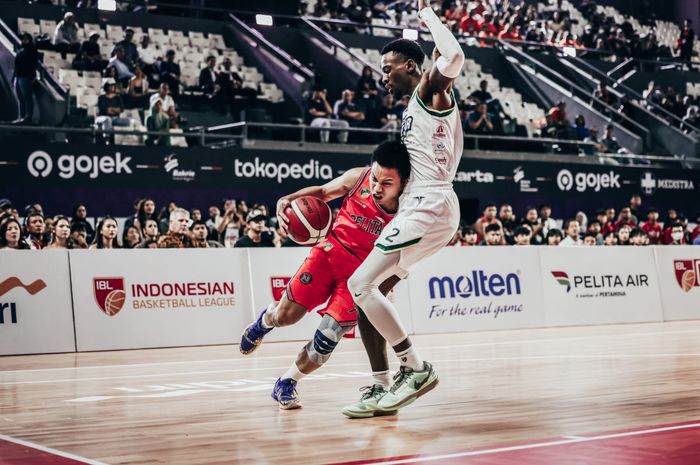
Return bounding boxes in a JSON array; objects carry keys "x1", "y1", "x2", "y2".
[{"x1": 2, "y1": 320, "x2": 699, "y2": 465}]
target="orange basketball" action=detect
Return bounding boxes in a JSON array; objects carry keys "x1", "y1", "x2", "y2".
[
  {"x1": 105, "y1": 289, "x2": 126, "y2": 315},
  {"x1": 681, "y1": 270, "x2": 696, "y2": 293},
  {"x1": 284, "y1": 196, "x2": 332, "y2": 245}
]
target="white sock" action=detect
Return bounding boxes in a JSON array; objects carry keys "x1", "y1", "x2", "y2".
[
  {"x1": 395, "y1": 346, "x2": 424, "y2": 371},
  {"x1": 372, "y1": 370, "x2": 391, "y2": 388},
  {"x1": 281, "y1": 362, "x2": 305, "y2": 382},
  {"x1": 261, "y1": 303, "x2": 275, "y2": 329}
]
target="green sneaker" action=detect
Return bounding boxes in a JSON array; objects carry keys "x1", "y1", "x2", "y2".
[
  {"x1": 341, "y1": 384, "x2": 397, "y2": 419},
  {"x1": 377, "y1": 362, "x2": 439, "y2": 411}
]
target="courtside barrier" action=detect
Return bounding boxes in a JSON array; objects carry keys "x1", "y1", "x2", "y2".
[
  {"x1": 654, "y1": 247, "x2": 700, "y2": 321},
  {"x1": 540, "y1": 247, "x2": 664, "y2": 326},
  {"x1": 0, "y1": 246, "x2": 697, "y2": 355},
  {"x1": 0, "y1": 250, "x2": 75, "y2": 355},
  {"x1": 69, "y1": 248, "x2": 254, "y2": 351}
]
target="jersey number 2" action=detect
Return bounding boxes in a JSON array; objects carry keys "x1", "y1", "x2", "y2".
[{"x1": 385, "y1": 228, "x2": 400, "y2": 243}]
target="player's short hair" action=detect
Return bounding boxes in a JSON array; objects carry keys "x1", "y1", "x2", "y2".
[
  {"x1": 485, "y1": 223, "x2": 501, "y2": 234},
  {"x1": 380, "y1": 39, "x2": 425, "y2": 66},
  {"x1": 370, "y1": 140, "x2": 411, "y2": 181}
]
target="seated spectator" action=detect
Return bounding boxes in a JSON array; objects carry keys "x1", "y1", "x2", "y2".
[
  {"x1": 149, "y1": 83, "x2": 179, "y2": 124},
  {"x1": 573, "y1": 114, "x2": 590, "y2": 140},
  {"x1": 523, "y1": 207, "x2": 544, "y2": 244},
  {"x1": 376, "y1": 93, "x2": 401, "y2": 133},
  {"x1": 498, "y1": 24, "x2": 521, "y2": 41},
  {"x1": 69, "y1": 223, "x2": 89, "y2": 249},
  {"x1": 462, "y1": 226, "x2": 478, "y2": 246},
  {"x1": 513, "y1": 226, "x2": 532, "y2": 246},
  {"x1": 469, "y1": 80, "x2": 493, "y2": 105},
  {"x1": 112, "y1": 28, "x2": 139, "y2": 70},
  {"x1": 560, "y1": 219, "x2": 582, "y2": 246},
  {"x1": 71, "y1": 204, "x2": 94, "y2": 243},
  {"x1": 190, "y1": 220, "x2": 222, "y2": 248},
  {"x1": 603, "y1": 230, "x2": 618, "y2": 246},
  {"x1": 498, "y1": 204, "x2": 517, "y2": 236},
  {"x1": 0, "y1": 217, "x2": 31, "y2": 250},
  {"x1": 629, "y1": 228, "x2": 647, "y2": 246},
  {"x1": 96, "y1": 82, "x2": 131, "y2": 136},
  {"x1": 614, "y1": 206, "x2": 636, "y2": 230},
  {"x1": 459, "y1": 9, "x2": 479, "y2": 35},
  {"x1": 104, "y1": 66, "x2": 126, "y2": 94},
  {"x1": 668, "y1": 222, "x2": 687, "y2": 245},
  {"x1": 24, "y1": 210, "x2": 46, "y2": 249},
  {"x1": 138, "y1": 218, "x2": 160, "y2": 247},
  {"x1": 617, "y1": 224, "x2": 632, "y2": 245},
  {"x1": 640, "y1": 208, "x2": 662, "y2": 244},
  {"x1": 126, "y1": 65, "x2": 149, "y2": 109},
  {"x1": 45, "y1": 216, "x2": 72, "y2": 249},
  {"x1": 474, "y1": 203, "x2": 502, "y2": 238},
  {"x1": 334, "y1": 89, "x2": 366, "y2": 127},
  {"x1": 138, "y1": 35, "x2": 160, "y2": 87},
  {"x1": 539, "y1": 204, "x2": 557, "y2": 237},
  {"x1": 356, "y1": 65, "x2": 379, "y2": 102},
  {"x1": 305, "y1": 86, "x2": 349, "y2": 143},
  {"x1": 216, "y1": 57, "x2": 256, "y2": 121},
  {"x1": 583, "y1": 233, "x2": 598, "y2": 246},
  {"x1": 235, "y1": 209, "x2": 275, "y2": 247},
  {"x1": 158, "y1": 208, "x2": 192, "y2": 248},
  {"x1": 466, "y1": 103, "x2": 494, "y2": 133},
  {"x1": 601, "y1": 124, "x2": 627, "y2": 154},
  {"x1": 122, "y1": 226, "x2": 142, "y2": 249},
  {"x1": 74, "y1": 32, "x2": 106, "y2": 72},
  {"x1": 52, "y1": 12, "x2": 80, "y2": 58},
  {"x1": 546, "y1": 228, "x2": 563, "y2": 246},
  {"x1": 547, "y1": 101, "x2": 569, "y2": 138},
  {"x1": 199, "y1": 55, "x2": 219, "y2": 97},
  {"x1": 691, "y1": 213, "x2": 700, "y2": 243},
  {"x1": 90, "y1": 216, "x2": 120, "y2": 249},
  {"x1": 108, "y1": 46, "x2": 135, "y2": 86},
  {"x1": 159, "y1": 50, "x2": 181, "y2": 99},
  {"x1": 479, "y1": 223, "x2": 503, "y2": 246},
  {"x1": 681, "y1": 106, "x2": 699, "y2": 133}
]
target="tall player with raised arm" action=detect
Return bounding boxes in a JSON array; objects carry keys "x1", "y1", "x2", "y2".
[{"x1": 344, "y1": 0, "x2": 465, "y2": 415}]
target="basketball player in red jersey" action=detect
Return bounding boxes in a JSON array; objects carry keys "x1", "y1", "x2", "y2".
[{"x1": 239, "y1": 141, "x2": 411, "y2": 412}]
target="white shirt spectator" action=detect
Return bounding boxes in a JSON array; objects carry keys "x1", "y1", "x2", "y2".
[
  {"x1": 150, "y1": 93, "x2": 175, "y2": 113},
  {"x1": 560, "y1": 236, "x2": 583, "y2": 246}
]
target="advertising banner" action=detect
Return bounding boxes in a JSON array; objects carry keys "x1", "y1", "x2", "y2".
[
  {"x1": 0, "y1": 250, "x2": 75, "y2": 355},
  {"x1": 654, "y1": 246, "x2": 700, "y2": 321},
  {"x1": 69, "y1": 248, "x2": 253, "y2": 351},
  {"x1": 540, "y1": 247, "x2": 664, "y2": 326},
  {"x1": 407, "y1": 247, "x2": 546, "y2": 334}
]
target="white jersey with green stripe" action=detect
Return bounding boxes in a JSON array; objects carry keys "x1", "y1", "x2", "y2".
[{"x1": 399, "y1": 84, "x2": 463, "y2": 191}]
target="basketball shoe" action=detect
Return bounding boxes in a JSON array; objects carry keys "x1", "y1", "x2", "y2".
[
  {"x1": 240, "y1": 309, "x2": 273, "y2": 355},
  {"x1": 271, "y1": 378, "x2": 301, "y2": 410},
  {"x1": 377, "y1": 362, "x2": 438, "y2": 410},
  {"x1": 341, "y1": 384, "x2": 397, "y2": 418}
]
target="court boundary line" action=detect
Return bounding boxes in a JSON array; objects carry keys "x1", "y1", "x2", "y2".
[
  {"x1": 2, "y1": 326, "x2": 698, "y2": 374},
  {"x1": 0, "y1": 434, "x2": 110, "y2": 465},
  {"x1": 325, "y1": 421, "x2": 700, "y2": 465}
]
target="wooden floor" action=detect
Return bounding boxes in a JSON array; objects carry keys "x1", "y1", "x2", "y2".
[{"x1": 2, "y1": 321, "x2": 700, "y2": 465}]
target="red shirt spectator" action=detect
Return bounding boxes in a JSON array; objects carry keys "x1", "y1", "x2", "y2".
[
  {"x1": 459, "y1": 14, "x2": 480, "y2": 35},
  {"x1": 498, "y1": 25, "x2": 521, "y2": 41},
  {"x1": 641, "y1": 221, "x2": 662, "y2": 244},
  {"x1": 613, "y1": 207, "x2": 636, "y2": 231}
]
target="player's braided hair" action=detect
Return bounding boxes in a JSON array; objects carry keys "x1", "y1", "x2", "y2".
[{"x1": 380, "y1": 39, "x2": 425, "y2": 66}]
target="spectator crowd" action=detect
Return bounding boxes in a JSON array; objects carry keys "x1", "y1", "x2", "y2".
[{"x1": 1, "y1": 195, "x2": 698, "y2": 251}]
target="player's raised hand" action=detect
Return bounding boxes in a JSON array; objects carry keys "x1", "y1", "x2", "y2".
[{"x1": 276, "y1": 198, "x2": 291, "y2": 232}]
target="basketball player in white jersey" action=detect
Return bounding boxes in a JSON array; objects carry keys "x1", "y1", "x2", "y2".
[{"x1": 343, "y1": 0, "x2": 464, "y2": 416}]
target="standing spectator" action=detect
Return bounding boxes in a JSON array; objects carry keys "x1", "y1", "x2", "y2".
[
  {"x1": 546, "y1": 228, "x2": 563, "y2": 246},
  {"x1": 96, "y1": 82, "x2": 131, "y2": 136},
  {"x1": 466, "y1": 102, "x2": 494, "y2": 133},
  {"x1": 159, "y1": 50, "x2": 181, "y2": 99},
  {"x1": 235, "y1": 209, "x2": 275, "y2": 247},
  {"x1": 334, "y1": 89, "x2": 366, "y2": 127},
  {"x1": 522, "y1": 207, "x2": 544, "y2": 244},
  {"x1": 158, "y1": 208, "x2": 192, "y2": 248},
  {"x1": 138, "y1": 35, "x2": 160, "y2": 86},
  {"x1": 376, "y1": 93, "x2": 401, "y2": 133},
  {"x1": 677, "y1": 19, "x2": 695, "y2": 69},
  {"x1": 668, "y1": 222, "x2": 687, "y2": 245},
  {"x1": 573, "y1": 115, "x2": 590, "y2": 140},
  {"x1": 614, "y1": 207, "x2": 636, "y2": 230},
  {"x1": 45, "y1": 216, "x2": 72, "y2": 249},
  {"x1": 474, "y1": 203, "x2": 502, "y2": 238},
  {"x1": 560, "y1": 219, "x2": 582, "y2": 246},
  {"x1": 69, "y1": 223, "x2": 89, "y2": 249},
  {"x1": 539, "y1": 204, "x2": 557, "y2": 237},
  {"x1": 112, "y1": 28, "x2": 139, "y2": 70},
  {"x1": 52, "y1": 12, "x2": 80, "y2": 58},
  {"x1": 306, "y1": 86, "x2": 349, "y2": 143},
  {"x1": 205, "y1": 206, "x2": 222, "y2": 238},
  {"x1": 498, "y1": 204, "x2": 517, "y2": 236},
  {"x1": 71, "y1": 204, "x2": 95, "y2": 243},
  {"x1": 108, "y1": 46, "x2": 135, "y2": 85},
  {"x1": 13, "y1": 33, "x2": 39, "y2": 125},
  {"x1": 356, "y1": 65, "x2": 379, "y2": 120},
  {"x1": 640, "y1": 208, "x2": 662, "y2": 244},
  {"x1": 190, "y1": 220, "x2": 222, "y2": 248},
  {"x1": 74, "y1": 32, "x2": 105, "y2": 72},
  {"x1": 0, "y1": 218, "x2": 31, "y2": 250},
  {"x1": 629, "y1": 194, "x2": 642, "y2": 222},
  {"x1": 478, "y1": 223, "x2": 503, "y2": 246},
  {"x1": 547, "y1": 101, "x2": 569, "y2": 138},
  {"x1": 469, "y1": 80, "x2": 493, "y2": 104},
  {"x1": 90, "y1": 216, "x2": 120, "y2": 249}
]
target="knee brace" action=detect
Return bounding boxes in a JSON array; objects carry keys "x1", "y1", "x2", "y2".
[{"x1": 305, "y1": 314, "x2": 352, "y2": 366}]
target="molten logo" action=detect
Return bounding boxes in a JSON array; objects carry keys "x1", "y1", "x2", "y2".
[
  {"x1": 0, "y1": 277, "x2": 47, "y2": 297},
  {"x1": 93, "y1": 277, "x2": 126, "y2": 316},
  {"x1": 674, "y1": 259, "x2": 700, "y2": 292},
  {"x1": 551, "y1": 271, "x2": 571, "y2": 293},
  {"x1": 270, "y1": 277, "x2": 290, "y2": 301}
]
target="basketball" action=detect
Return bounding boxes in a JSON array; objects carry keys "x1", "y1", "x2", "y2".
[
  {"x1": 285, "y1": 196, "x2": 332, "y2": 245},
  {"x1": 105, "y1": 289, "x2": 126, "y2": 316},
  {"x1": 681, "y1": 270, "x2": 696, "y2": 293}
]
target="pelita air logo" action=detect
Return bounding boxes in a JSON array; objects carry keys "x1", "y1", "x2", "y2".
[
  {"x1": 550, "y1": 270, "x2": 648, "y2": 298},
  {"x1": 270, "y1": 277, "x2": 290, "y2": 301},
  {"x1": 674, "y1": 259, "x2": 700, "y2": 292},
  {"x1": 93, "y1": 277, "x2": 126, "y2": 316}
]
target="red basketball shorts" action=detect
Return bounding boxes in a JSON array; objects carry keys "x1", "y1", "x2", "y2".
[{"x1": 285, "y1": 238, "x2": 362, "y2": 327}]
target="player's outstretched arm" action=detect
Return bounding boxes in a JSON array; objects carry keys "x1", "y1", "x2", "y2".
[
  {"x1": 276, "y1": 167, "x2": 365, "y2": 230},
  {"x1": 419, "y1": 0, "x2": 464, "y2": 93}
]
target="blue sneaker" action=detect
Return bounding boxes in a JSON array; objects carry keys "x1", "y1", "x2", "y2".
[
  {"x1": 240, "y1": 309, "x2": 273, "y2": 355},
  {"x1": 271, "y1": 378, "x2": 302, "y2": 410}
]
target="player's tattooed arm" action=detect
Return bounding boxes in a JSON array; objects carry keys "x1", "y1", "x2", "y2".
[{"x1": 276, "y1": 167, "x2": 365, "y2": 230}]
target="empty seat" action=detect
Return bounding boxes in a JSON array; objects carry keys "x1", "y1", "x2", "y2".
[
  {"x1": 39, "y1": 19, "x2": 56, "y2": 36},
  {"x1": 106, "y1": 24, "x2": 124, "y2": 40}
]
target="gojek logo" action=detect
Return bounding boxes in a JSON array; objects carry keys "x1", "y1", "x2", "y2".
[
  {"x1": 556, "y1": 169, "x2": 620, "y2": 192},
  {"x1": 551, "y1": 271, "x2": 571, "y2": 293},
  {"x1": 428, "y1": 271, "x2": 521, "y2": 299},
  {"x1": 27, "y1": 150, "x2": 133, "y2": 179}
]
